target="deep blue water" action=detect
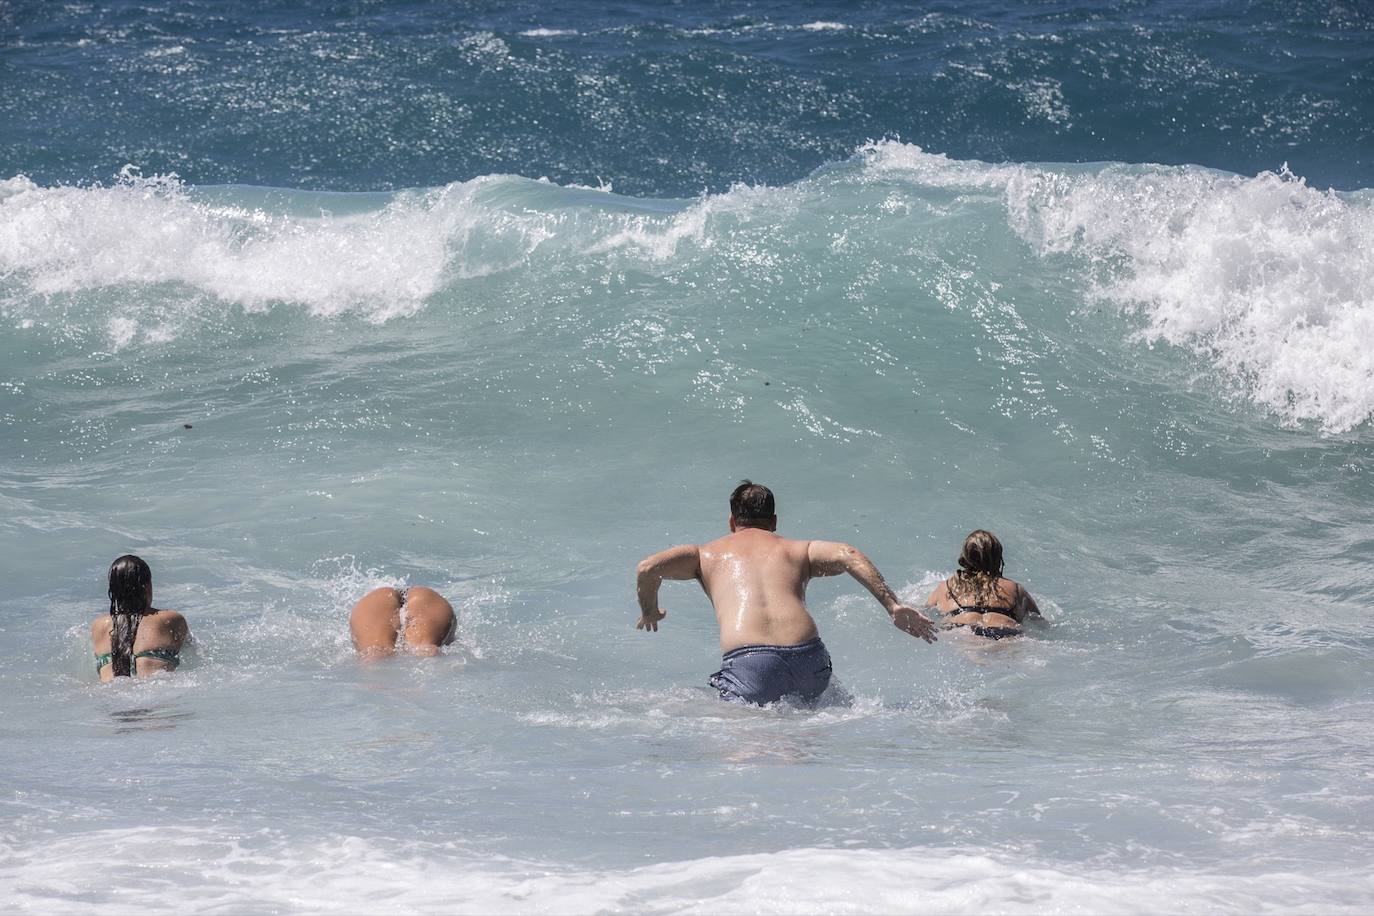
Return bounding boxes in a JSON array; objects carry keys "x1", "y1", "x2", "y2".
[{"x1": 3, "y1": 0, "x2": 1371, "y2": 194}]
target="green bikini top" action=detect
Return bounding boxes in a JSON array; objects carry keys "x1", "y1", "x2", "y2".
[{"x1": 94, "y1": 646, "x2": 181, "y2": 676}]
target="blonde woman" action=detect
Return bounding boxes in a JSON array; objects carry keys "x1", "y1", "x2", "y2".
[{"x1": 925, "y1": 530, "x2": 1041, "y2": 639}]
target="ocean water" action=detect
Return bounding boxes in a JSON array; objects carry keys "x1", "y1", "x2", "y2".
[{"x1": 3, "y1": 2, "x2": 1374, "y2": 913}]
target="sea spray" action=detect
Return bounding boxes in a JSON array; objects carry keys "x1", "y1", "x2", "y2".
[{"x1": 6, "y1": 145, "x2": 1373, "y2": 429}]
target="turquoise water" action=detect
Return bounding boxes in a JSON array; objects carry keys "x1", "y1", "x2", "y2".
[{"x1": 3, "y1": 2, "x2": 1374, "y2": 913}]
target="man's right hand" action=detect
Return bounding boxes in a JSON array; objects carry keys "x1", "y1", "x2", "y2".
[
  {"x1": 891, "y1": 605, "x2": 938, "y2": 643},
  {"x1": 635, "y1": 608, "x2": 667, "y2": 632}
]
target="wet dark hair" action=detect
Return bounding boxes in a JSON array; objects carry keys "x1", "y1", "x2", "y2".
[
  {"x1": 107, "y1": 555, "x2": 153, "y2": 678},
  {"x1": 729, "y1": 480, "x2": 775, "y2": 527},
  {"x1": 953, "y1": 530, "x2": 1005, "y2": 604}
]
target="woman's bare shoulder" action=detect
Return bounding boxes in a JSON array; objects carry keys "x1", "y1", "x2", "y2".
[
  {"x1": 1001, "y1": 579, "x2": 1043, "y2": 618},
  {"x1": 924, "y1": 579, "x2": 948, "y2": 601},
  {"x1": 154, "y1": 610, "x2": 190, "y2": 639}
]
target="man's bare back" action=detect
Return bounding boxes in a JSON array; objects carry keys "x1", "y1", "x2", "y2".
[
  {"x1": 698, "y1": 528, "x2": 817, "y2": 651},
  {"x1": 633, "y1": 482, "x2": 936, "y2": 705}
]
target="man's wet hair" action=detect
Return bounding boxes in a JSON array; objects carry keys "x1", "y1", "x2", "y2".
[{"x1": 730, "y1": 480, "x2": 775, "y2": 526}]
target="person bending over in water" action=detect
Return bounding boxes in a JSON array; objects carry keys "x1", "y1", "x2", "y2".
[
  {"x1": 91, "y1": 555, "x2": 190, "y2": 681},
  {"x1": 349, "y1": 586, "x2": 456, "y2": 657},
  {"x1": 634, "y1": 481, "x2": 937, "y2": 706},
  {"x1": 924, "y1": 530, "x2": 1041, "y2": 639}
]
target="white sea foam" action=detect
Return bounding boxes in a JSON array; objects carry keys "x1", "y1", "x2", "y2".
[
  {"x1": 1009, "y1": 76, "x2": 1072, "y2": 126},
  {"x1": 1005, "y1": 163, "x2": 1374, "y2": 433},
  {"x1": 0, "y1": 171, "x2": 550, "y2": 336},
  {"x1": 2, "y1": 828, "x2": 1371, "y2": 914},
  {"x1": 0, "y1": 168, "x2": 764, "y2": 340},
  {"x1": 518, "y1": 28, "x2": 579, "y2": 38},
  {"x1": 586, "y1": 181, "x2": 793, "y2": 260},
  {"x1": 4, "y1": 146, "x2": 1373, "y2": 431},
  {"x1": 861, "y1": 140, "x2": 1374, "y2": 432},
  {"x1": 857, "y1": 140, "x2": 1027, "y2": 189}
]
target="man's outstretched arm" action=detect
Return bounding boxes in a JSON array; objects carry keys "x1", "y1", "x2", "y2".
[
  {"x1": 807, "y1": 541, "x2": 937, "y2": 643},
  {"x1": 1015, "y1": 585, "x2": 1044, "y2": 623},
  {"x1": 634, "y1": 544, "x2": 700, "y2": 632}
]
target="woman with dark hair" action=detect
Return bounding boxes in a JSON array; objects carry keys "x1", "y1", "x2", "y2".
[
  {"x1": 924, "y1": 530, "x2": 1041, "y2": 639},
  {"x1": 90, "y1": 555, "x2": 190, "y2": 681}
]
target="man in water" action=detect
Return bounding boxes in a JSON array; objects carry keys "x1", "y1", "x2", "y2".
[{"x1": 634, "y1": 481, "x2": 937, "y2": 705}]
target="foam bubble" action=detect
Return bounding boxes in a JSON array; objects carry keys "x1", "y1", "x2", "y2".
[{"x1": 4, "y1": 828, "x2": 1371, "y2": 914}]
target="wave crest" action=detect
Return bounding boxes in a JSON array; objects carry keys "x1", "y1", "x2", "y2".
[
  {"x1": 854, "y1": 140, "x2": 1374, "y2": 432},
  {"x1": 1002, "y1": 160, "x2": 1374, "y2": 433},
  {"x1": 0, "y1": 169, "x2": 543, "y2": 329},
  {"x1": 5, "y1": 147, "x2": 1374, "y2": 432}
]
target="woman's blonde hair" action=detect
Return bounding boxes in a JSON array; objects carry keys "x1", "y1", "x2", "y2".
[{"x1": 952, "y1": 530, "x2": 1004, "y2": 604}]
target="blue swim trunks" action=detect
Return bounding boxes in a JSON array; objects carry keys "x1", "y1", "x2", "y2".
[{"x1": 708, "y1": 636, "x2": 833, "y2": 706}]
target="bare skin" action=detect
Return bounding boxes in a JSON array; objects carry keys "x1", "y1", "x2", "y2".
[
  {"x1": 924, "y1": 576, "x2": 1041, "y2": 635},
  {"x1": 90, "y1": 583, "x2": 189, "y2": 682},
  {"x1": 636, "y1": 515, "x2": 938, "y2": 652},
  {"x1": 349, "y1": 586, "x2": 457, "y2": 658}
]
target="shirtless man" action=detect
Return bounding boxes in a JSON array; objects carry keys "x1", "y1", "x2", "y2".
[{"x1": 634, "y1": 481, "x2": 937, "y2": 705}]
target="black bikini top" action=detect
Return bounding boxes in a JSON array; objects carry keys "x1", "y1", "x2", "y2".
[{"x1": 945, "y1": 577, "x2": 1017, "y2": 617}]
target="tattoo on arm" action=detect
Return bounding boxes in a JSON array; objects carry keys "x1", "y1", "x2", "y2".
[
  {"x1": 847, "y1": 550, "x2": 901, "y2": 613},
  {"x1": 809, "y1": 541, "x2": 900, "y2": 613}
]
